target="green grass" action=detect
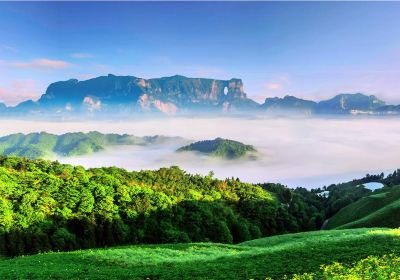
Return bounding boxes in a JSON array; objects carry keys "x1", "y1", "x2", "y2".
[
  {"x1": 1, "y1": 228, "x2": 400, "y2": 279},
  {"x1": 326, "y1": 185, "x2": 400, "y2": 229}
]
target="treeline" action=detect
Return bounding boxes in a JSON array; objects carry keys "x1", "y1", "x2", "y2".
[
  {"x1": 0, "y1": 156, "x2": 322, "y2": 257},
  {"x1": 177, "y1": 138, "x2": 255, "y2": 159},
  {"x1": 262, "y1": 184, "x2": 326, "y2": 230},
  {"x1": 318, "y1": 170, "x2": 400, "y2": 218}
]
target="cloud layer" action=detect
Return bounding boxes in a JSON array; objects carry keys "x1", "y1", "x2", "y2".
[{"x1": 0, "y1": 117, "x2": 399, "y2": 189}]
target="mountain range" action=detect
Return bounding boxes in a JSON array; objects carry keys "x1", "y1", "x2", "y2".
[
  {"x1": 1, "y1": 74, "x2": 399, "y2": 117},
  {"x1": 0, "y1": 132, "x2": 185, "y2": 159}
]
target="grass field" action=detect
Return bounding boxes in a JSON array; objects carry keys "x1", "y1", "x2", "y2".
[
  {"x1": 326, "y1": 185, "x2": 400, "y2": 229},
  {"x1": 1, "y1": 228, "x2": 400, "y2": 279}
]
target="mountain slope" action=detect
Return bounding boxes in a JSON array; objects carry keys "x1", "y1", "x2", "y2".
[
  {"x1": 326, "y1": 185, "x2": 400, "y2": 229},
  {"x1": 1, "y1": 228, "x2": 399, "y2": 279},
  {"x1": 0, "y1": 132, "x2": 175, "y2": 158}
]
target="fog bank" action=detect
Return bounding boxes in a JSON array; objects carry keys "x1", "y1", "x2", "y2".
[{"x1": 1, "y1": 116, "x2": 399, "y2": 188}]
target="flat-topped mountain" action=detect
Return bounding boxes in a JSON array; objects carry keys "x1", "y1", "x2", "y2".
[
  {"x1": 8, "y1": 74, "x2": 258, "y2": 116},
  {"x1": 0, "y1": 132, "x2": 182, "y2": 159},
  {"x1": 2, "y1": 74, "x2": 399, "y2": 116},
  {"x1": 177, "y1": 138, "x2": 256, "y2": 159}
]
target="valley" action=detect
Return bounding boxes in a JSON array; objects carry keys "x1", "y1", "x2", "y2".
[
  {"x1": 1, "y1": 117, "x2": 399, "y2": 188},
  {"x1": 2, "y1": 1, "x2": 400, "y2": 279}
]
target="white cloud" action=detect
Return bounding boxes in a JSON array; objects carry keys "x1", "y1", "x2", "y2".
[
  {"x1": 265, "y1": 83, "x2": 283, "y2": 90},
  {"x1": 71, "y1": 53, "x2": 94, "y2": 59},
  {"x1": 0, "y1": 79, "x2": 43, "y2": 105},
  {"x1": 10, "y1": 58, "x2": 72, "y2": 69}
]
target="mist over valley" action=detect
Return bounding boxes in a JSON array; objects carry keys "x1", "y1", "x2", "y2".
[{"x1": 1, "y1": 116, "x2": 398, "y2": 188}]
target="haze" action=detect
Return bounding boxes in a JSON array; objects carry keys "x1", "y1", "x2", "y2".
[{"x1": 1, "y1": 117, "x2": 399, "y2": 188}]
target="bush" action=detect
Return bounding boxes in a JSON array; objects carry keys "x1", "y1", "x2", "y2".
[{"x1": 290, "y1": 254, "x2": 400, "y2": 279}]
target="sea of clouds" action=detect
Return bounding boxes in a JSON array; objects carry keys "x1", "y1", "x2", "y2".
[{"x1": 1, "y1": 116, "x2": 399, "y2": 189}]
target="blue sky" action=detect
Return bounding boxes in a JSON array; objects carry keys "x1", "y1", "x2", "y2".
[{"x1": 1, "y1": 1, "x2": 400, "y2": 105}]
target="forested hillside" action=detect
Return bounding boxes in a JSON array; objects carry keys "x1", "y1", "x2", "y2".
[
  {"x1": 326, "y1": 185, "x2": 400, "y2": 229},
  {"x1": 0, "y1": 156, "x2": 322, "y2": 257},
  {"x1": 0, "y1": 132, "x2": 181, "y2": 159},
  {"x1": 177, "y1": 138, "x2": 256, "y2": 159}
]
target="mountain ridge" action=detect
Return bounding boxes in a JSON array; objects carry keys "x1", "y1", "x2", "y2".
[
  {"x1": 2, "y1": 74, "x2": 399, "y2": 117},
  {"x1": 0, "y1": 131, "x2": 184, "y2": 159}
]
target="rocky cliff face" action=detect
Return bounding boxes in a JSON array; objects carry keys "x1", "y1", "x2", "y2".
[
  {"x1": 4, "y1": 75, "x2": 397, "y2": 117},
  {"x1": 30, "y1": 74, "x2": 255, "y2": 115}
]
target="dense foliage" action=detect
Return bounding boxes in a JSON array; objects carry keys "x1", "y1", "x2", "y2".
[
  {"x1": 322, "y1": 173, "x2": 384, "y2": 218},
  {"x1": 289, "y1": 254, "x2": 400, "y2": 279},
  {"x1": 177, "y1": 137, "x2": 256, "y2": 159},
  {"x1": 0, "y1": 156, "x2": 318, "y2": 256},
  {"x1": 382, "y1": 169, "x2": 400, "y2": 186},
  {"x1": 261, "y1": 183, "x2": 326, "y2": 231},
  {"x1": 1, "y1": 228, "x2": 400, "y2": 279},
  {"x1": 319, "y1": 170, "x2": 400, "y2": 222}
]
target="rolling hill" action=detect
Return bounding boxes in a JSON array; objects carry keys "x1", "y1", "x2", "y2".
[
  {"x1": 177, "y1": 138, "x2": 256, "y2": 159},
  {"x1": 0, "y1": 132, "x2": 181, "y2": 159},
  {"x1": 1, "y1": 228, "x2": 400, "y2": 279},
  {"x1": 326, "y1": 185, "x2": 400, "y2": 229}
]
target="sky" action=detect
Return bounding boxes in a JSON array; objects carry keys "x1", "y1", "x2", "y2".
[{"x1": 1, "y1": 1, "x2": 400, "y2": 105}]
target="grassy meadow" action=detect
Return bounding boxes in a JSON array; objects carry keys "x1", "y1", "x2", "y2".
[{"x1": 1, "y1": 228, "x2": 400, "y2": 279}]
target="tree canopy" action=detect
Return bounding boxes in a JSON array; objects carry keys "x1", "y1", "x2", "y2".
[{"x1": 0, "y1": 156, "x2": 322, "y2": 256}]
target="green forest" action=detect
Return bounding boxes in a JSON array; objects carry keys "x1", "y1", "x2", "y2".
[
  {"x1": 0, "y1": 156, "x2": 325, "y2": 257},
  {"x1": 1, "y1": 155, "x2": 400, "y2": 279},
  {"x1": 177, "y1": 138, "x2": 256, "y2": 159}
]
